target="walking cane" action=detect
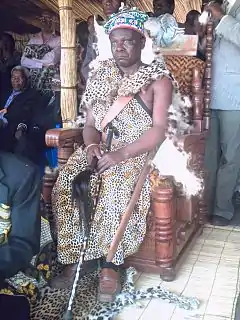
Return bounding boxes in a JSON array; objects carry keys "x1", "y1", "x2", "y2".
[
  {"x1": 63, "y1": 122, "x2": 118, "y2": 320},
  {"x1": 106, "y1": 151, "x2": 155, "y2": 263}
]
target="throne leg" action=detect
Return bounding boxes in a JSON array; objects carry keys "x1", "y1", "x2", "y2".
[{"x1": 151, "y1": 178, "x2": 176, "y2": 281}]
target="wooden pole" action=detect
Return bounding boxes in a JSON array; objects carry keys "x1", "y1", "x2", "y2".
[{"x1": 58, "y1": 0, "x2": 77, "y2": 127}]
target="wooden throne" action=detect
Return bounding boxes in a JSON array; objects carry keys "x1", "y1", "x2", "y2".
[{"x1": 43, "y1": 22, "x2": 213, "y2": 281}]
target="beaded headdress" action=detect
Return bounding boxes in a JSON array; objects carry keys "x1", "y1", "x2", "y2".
[{"x1": 104, "y1": 6, "x2": 148, "y2": 36}]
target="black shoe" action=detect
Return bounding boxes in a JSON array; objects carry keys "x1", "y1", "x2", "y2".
[{"x1": 210, "y1": 215, "x2": 231, "y2": 226}]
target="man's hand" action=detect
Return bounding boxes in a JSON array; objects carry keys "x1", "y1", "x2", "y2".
[
  {"x1": 15, "y1": 129, "x2": 23, "y2": 140},
  {"x1": 86, "y1": 144, "x2": 102, "y2": 166},
  {"x1": 206, "y1": 2, "x2": 224, "y2": 20},
  {"x1": 97, "y1": 149, "x2": 125, "y2": 174}
]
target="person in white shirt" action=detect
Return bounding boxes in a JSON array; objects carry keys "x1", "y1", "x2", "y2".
[
  {"x1": 204, "y1": 0, "x2": 240, "y2": 226},
  {"x1": 21, "y1": 11, "x2": 61, "y2": 97}
]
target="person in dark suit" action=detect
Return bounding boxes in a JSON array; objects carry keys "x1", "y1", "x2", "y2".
[
  {"x1": 0, "y1": 65, "x2": 47, "y2": 165},
  {"x1": 0, "y1": 151, "x2": 41, "y2": 319},
  {"x1": 0, "y1": 33, "x2": 21, "y2": 107}
]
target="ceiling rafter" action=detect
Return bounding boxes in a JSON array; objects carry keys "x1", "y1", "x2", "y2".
[{"x1": 0, "y1": 0, "x2": 202, "y2": 34}]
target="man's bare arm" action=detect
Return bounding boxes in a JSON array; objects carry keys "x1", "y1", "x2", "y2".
[{"x1": 121, "y1": 76, "x2": 173, "y2": 160}]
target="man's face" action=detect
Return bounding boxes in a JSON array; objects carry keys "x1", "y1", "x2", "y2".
[
  {"x1": 153, "y1": 0, "x2": 174, "y2": 16},
  {"x1": 102, "y1": 0, "x2": 121, "y2": 17},
  {"x1": 110, "y1": 28, "x2": 145, "y2": 68},
  {"x1": 40, "y1": 12, "x2": 52, "y2": 33},
  {"x1": 11, "y1": 71, "x2": 25, "y2": 91}
]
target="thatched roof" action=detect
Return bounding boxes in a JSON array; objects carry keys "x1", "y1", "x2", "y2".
[{"x1": 0, "y1": 0, "x2": 202, "y2": 34}]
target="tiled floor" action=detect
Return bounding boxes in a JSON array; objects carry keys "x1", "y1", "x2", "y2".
[{"x1": 116, "y1": 226, "x2": 240, "y2": 320}]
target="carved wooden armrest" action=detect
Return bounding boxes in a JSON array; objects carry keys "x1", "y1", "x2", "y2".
[
  {"x1": 175, "y1": 132, "x2": 207, "y2": 179},
  {"x1": 45, "y1": 128, "x2": 83, "y2": 148},
  {"x1": 175, "y1": 132, "x2": 207, "y2": 152}
]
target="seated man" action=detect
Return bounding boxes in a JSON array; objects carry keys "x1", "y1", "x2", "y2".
[
  {"x1": 0, "y1": 66, "x2": 47, "y2": 166},
  {"x1": 0, "y1": 151, "x2": 41, "y2": 317},
  {"x1": 51, "y1": 7, "x2": 173, "y2": 302},
  {"x1": 21, "y1": 11, "x2": 60, "y2": 98},
  {"x1": 152, "y1": 0, "x2": 186, "y2": 29}
]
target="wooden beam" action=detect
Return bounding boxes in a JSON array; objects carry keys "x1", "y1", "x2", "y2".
[
  {"x1": 58, "y1": 0, "x2": 77, "y2": 126},
  {"x1": 19, "y1": 16, "x2": 43, "y2": 30},
  {"x1": 29, "y1": 0, "x2": 53, "y2": 11}
]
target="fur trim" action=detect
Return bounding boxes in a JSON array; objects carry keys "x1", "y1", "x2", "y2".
[{"x1": 78, "y1": 58, "x2": 192, "y2": 139}]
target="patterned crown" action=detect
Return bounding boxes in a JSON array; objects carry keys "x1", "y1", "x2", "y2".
[{"x1": 104, "y1": 7, "x2": 148, "y2": 36}]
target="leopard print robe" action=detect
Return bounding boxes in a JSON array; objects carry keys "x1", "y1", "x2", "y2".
[{"x1": 52, "y1": 58, "x2": 173, "y2": 266}]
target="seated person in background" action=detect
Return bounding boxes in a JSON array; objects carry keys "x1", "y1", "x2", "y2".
[
  {"x1": 184, "y1": 10, "x2": 201, "y2": 35},
  {"x1": 0, "y1": 66, "x2": 47, "y2": 166},
  {"x1": 76, "y1": 21, "x2": 90, "y2": 103},
  {"x1": 0, "y1": 33, "x2": 21, "y2": 106},
  {"x1": 184, "y1": 10, "x2": 205, "y2": 60},
  {"x1": 0, "y1": 151, "x2": 40, "y2": 316},
  {"x1": 147, "y1": 12, "x2": 155, "y2": 17},
  {"x1": 153, "y1": 0, "x2": 175, "y2": 16},
  {"x1": 77, "y1": 21, "x2": 89, "y2": 62},
  {"x1": 21, "y1": 11, "x2": 60, "y2": 98},
  {"x1": 0, "y1": 33, "x2": 21, "y2": 67},
  {"x1": 153, "y1": 0, "x2": 183, "y2": 27},
  {"x1": 44, "y1": 74, "x2": 62, "y2": 128},
  {"x1": 81, "y1": 0, "x2": 122, "y2": 81}
]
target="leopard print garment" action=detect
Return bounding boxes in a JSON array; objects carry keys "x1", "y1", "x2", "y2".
[
  {"x1": 52, "y1": 59, "x2": 174, "y2": 266},
  {"x1": 23, "y1": 44, "x2": 51, "y2": 60},
  {"x1": 23, "y1": 44, "x2": 59, "y2": 96}
]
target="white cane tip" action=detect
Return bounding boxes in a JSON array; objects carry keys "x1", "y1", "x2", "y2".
[{"x1": 63, "y1": 310, "x2": 73, "y2": 320}]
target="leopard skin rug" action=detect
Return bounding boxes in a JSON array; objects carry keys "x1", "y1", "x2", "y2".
[
  {"x1": 1, "y1": 209, "x2": 199, "y2": 319},
  {"x1": 31, "y1": 265, "x2": 199, "y2": 320}
]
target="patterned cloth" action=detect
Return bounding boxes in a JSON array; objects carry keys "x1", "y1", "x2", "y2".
[
  {"x1": 104, "y1": 7, "x2": 148, "y2": 36},
  {"x1": 144, "y1": 14, "x2": 185, "y2": 48},
  {"x1": 0, "y1": 204, "x2": 11, "y2": 244},
  {"x1": 23, "y1": 44, "x2": 51, "y2": 60},
  {"x1": 52, "y1": 58, "x2": 173, "y2": 265},
  {"x1": 23, "y1": 44, "x2": 59, "y2": 96},
  {"x1": 0, "y1": 217, "x2": 52, "y2": 301},
  {"x1": 29, "y1": 66, "x2": 58, "y2": 96}
]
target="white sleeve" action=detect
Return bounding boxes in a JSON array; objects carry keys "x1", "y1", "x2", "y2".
[{"x1": 216, "y1": 14, "x2": 240, "y2": 48}]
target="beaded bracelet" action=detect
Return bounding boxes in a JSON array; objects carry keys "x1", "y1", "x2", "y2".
[{"x1": 85, "y1": 143, "x2": 99, "y2": 153}]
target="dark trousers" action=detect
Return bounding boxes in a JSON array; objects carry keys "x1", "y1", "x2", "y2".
[
  {"x1": 204, "y1": 110, "x2": 240, "y2": 219},
  {"x1": 0, "y1": 294, "x2": 30, "y2": 320}
]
